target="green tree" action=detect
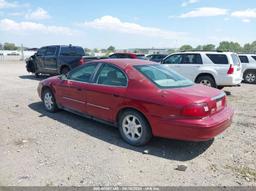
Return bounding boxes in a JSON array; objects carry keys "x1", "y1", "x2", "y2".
[
  {"x1": 4, "y1": 42, "x2": 18, "y2": 50},
  {"x1": 179, "y1": 45, "x2": 193, "y2": 51},
  {"x1": 202, "y1": 44, "x2": 215, "y2": 51},
  {"x1": 217, "y1": 41, "x2": 242, "y2": 52},
  {"x1": 195, "y1": 45, "x2": 203, "y2": 51},
  {"x1": 107, "y1": 46, "x2": 115, "y2": 53}
]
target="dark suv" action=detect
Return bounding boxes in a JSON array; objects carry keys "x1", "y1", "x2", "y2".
[{"x1": 26, "y1": 45, "x2": 85, "y2": 76}]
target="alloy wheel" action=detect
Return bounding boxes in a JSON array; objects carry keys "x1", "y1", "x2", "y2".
[
  {"x1": 200, "y1": 80, "x2": 212, "y2": 87},
  {"x1": 245, "y1": 73, "x2": 256, "y2": 83},
  {"x1": 44, "y1": 92, "x2": 54, "y2": 111},
  {"x1": 122, "y1": 115, "x2": 143, "y2": 141}
]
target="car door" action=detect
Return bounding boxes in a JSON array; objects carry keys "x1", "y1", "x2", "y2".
[
  {"x1": 44, "y1": 46, "x2": 58, "y2": 73},
  {"x1": 86, "y1": 63, "x2": 128, "y2": 122},
  {"x1": 162, "y1": 54, "x2": 183, "y2": 74},
  {"x1": 34, "y1": 47, "x2": 47, "y2": 71},
  {"x1": 178, "y1": 53, "x2": 203, "y2": 80},
  {"x1": 55, "y1": 63, "x2": 100, "y2": 113}
]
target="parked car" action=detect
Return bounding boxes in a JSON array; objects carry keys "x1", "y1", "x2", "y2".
[
  {"x1": 109, "y1": 53, "x2": 146, "y2": 60},
  {"x1": 161, "y1": 51, "x2": 243, "y2": 89},
  {"x1": 7, "y1": 52, "x2": 20, "y2": 56},
  {"x1": 238, "y1": 54, "x2": 256, "y2": 84},
  {"x1": 38, "y1": 59, "x2": 234, "y2": 146},
  {"x1": 146, "y1": 54, "x2": 167, "y2": 62},
  {"x1": 26, "y1": 45, "x2": 85, "y2": 77}
]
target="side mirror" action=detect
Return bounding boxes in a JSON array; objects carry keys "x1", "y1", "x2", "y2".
[{"x1": 60, "y1": 74, "x2": 68, "y2": 80}]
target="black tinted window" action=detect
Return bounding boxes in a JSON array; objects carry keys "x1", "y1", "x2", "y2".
[
  {"x1": 207, "y1": 54, "x2": 228, "y2": 64},
  {"x1": 181, "y1": 54, "x2": 202, "y2": 64},
  {"x1": 68, "y1": 64, "x2": 98, "y2": 82},
  {"x1": 252, "y1": 56, "x2": 256, "y2": 61},
  {"x1": 37, "y1": 47, "x2": 47, "y2": 56},
  {"x1": 163, "y1": 54, "x2": 182, "y2": 64},
  {"x1": 45, "y1": 47, "x2": 57, "y2": 56},
  {"x1": 60, "y1": 47, "x2": 85, "y2": 56},
  {"x1": 97, "y1": 64, "x2": 127, "y2": 87},
  {"x1": 239, "y1": 56, "x2": 249, "y2": 63}
]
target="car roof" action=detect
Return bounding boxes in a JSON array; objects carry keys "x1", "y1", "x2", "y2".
[
  {"x1": 89, "y1": 59, "x2": 156, "y2": 69},
  {"x1": 173, "y1": 51, "x2": 236, "y2": 55}
]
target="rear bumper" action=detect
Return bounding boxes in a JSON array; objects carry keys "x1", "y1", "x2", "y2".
[
  {"x1": 217, "y1": 76, "x2": 242, "y2": 86},
  {"x1": 151, "y1": 106, "x2": 234, "y2": 141}
]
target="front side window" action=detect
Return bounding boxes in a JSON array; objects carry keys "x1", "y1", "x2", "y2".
[
  {"x1": 207, "y1": 54, "x2": 229, "y2": 64},
  {"x1": 239, "y1": 56, "x2": 249, "y2": 63},
  {"x1": 135, "y1": 64, "x2": 193, "y2": 88},
  {"x1": 163, "y1": 54, "x2": 182, "y2": 64},
  {"x1": 45, "y1": 47, "x2": 57, "y2": 56},
  {"x1": 37, "y1": 47, "x2": 47, "y2": 56},
  {"x1": 68, "y1": 64, "x2": 98, "y2": 82},
  {"x1": 96, "y1": 64, "x2": 127, "y2": 87}
]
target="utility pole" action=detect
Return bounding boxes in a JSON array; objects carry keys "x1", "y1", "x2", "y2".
[{"x1": 21, "y1": 44, "x2": 24, "y2": 61}]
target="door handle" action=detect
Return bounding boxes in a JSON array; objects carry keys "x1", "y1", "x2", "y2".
[
  {"x1": 113, "y1": 94, "x2": 120, "y2": 97},
  {"x1": 76, "y1": 88, "x2": 83, "y2": 91}
]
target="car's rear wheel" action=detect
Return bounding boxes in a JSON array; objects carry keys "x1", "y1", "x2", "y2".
[
  {"x1": 60, "y1": 66, "x2": 70, "y2": 75},
  {"x1": 42, "y1": 89, "x2": 58, "y2": 112},
  {"x1": 118, "y1": 110, "x2": 152, "y2": 146},
  {"x1": 244, "y1": 70, "x2": 256, "y2": 84},
  {"x1": 196, "y1": 75, "x2": 216, "y2": 88}
]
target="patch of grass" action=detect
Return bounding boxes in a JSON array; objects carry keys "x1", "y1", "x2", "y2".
[{"x1": 226, "y1": 165, "x2": 256, "y2": 182}]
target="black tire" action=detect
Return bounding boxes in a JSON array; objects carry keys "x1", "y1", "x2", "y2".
[
  {"x1": 42, "y1": 88, "x2": 58, "y2": 113},
  {"x1": 196, "y1": 75, "x2": 216, "y2": 88},
  {"x1": 243, "y1": 70, "x2": 256, "y2": 84},
  {"x1": 217, "y1": 86, "x2": 224, "y2": 90},
  {"x1": 118, "y1": 110, "x2": 152, "y2": 146},
  {"x1": 60, "y1": 67, "x2": 70, "y2": 75}
]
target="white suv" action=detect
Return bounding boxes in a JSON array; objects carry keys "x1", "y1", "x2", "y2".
[
  {"x1": 238, "y1": 54, "x2": 256, "y2": 84},
  {"x1": 161, "y1": 51, "x2": 243, "y2": 89}
]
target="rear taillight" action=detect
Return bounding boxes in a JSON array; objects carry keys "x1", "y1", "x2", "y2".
[
  {"x1": 181, "y1": 103, "x2": 210, "y2": 118},
  {"x1": 227, "y1": 65, "x2": 234, "y2": 74},
  {"x1": 79, "y1": 58, "x2": 85, "y2": 65}
]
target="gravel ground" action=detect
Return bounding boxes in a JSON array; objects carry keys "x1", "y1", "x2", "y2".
[{"x1": 0, "y1": 62, "x2": 255, "y2": 186}]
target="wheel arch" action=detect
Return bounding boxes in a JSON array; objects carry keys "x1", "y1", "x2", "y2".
[
  {"x1": 115, "y1": 107, "x2": 152, "y2": 129},
  {"x1": 195, "y1": 72, "x2": 216, "y2": 84}
]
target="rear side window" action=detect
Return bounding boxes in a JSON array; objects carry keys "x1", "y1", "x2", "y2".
[
  {"x1": 60, "y1": 47, "x2": 85, "y2": 56},
  {"x1": 239, "y1": 56, "x2": 249, "y2": 63},
  {"x1": 252, "y1": 56, "x2": 256, "y2": 61},
  {"x1": 181, "y1": 54, "x2": 202, "y2": 64},
  {"x1": 96, "y1": 64, "x2": 127, "y2": 87},
  {"x1": 231, "y1": 54, "x2": 240, "y2": 66},
  {"x1": 206, "y1": 54, "x2": 228, "y2": 64}
]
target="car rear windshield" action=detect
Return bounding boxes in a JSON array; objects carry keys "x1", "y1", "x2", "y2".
[
  {"x1": 231, "y1": 54, "x2": 241, "y2": 66},
  {"x1": 239, "y1": 56, "x2": 249, "y2": 63},
  {"x1": 134, "y1": 64, "x2": 193, "y2": 88},
  {"x1": 206, "y1": 54, "x2": 228, "y2": 64},
  {"x1": 60, "y1": 47, "x2": 85, "y2": 56}
]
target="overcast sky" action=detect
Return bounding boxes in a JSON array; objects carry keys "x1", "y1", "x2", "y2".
[{"x1": 0, "y1": 0, "x2": 256, "y2": 48}]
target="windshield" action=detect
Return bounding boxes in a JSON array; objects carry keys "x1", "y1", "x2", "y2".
[{"x1": 134, "y1": 64, "x2": 194, "y2": 88}]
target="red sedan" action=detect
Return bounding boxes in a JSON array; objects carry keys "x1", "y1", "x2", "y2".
[{"x1": 37, "y1": 59, "x2": 234, "y2": 146}]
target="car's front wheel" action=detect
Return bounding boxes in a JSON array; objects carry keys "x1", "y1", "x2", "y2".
[
  {"x1": 244, "y1": 70, "x2": 256, "y2": 84},
  {"x1": 42, "y1": 89, "x2": 58, "y2": 112},
  {"x1": 118, "y1": 110, "x2": 152, "y2": 146}
]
